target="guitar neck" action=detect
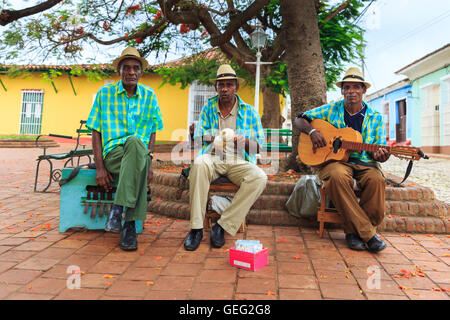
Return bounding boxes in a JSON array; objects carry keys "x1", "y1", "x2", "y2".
[
  {"x1": 341, "y1": 141, "x2": 390, "y2": 153},
  {"x1": 340, "y1": 140, "x2": 421, "y2": 160}
]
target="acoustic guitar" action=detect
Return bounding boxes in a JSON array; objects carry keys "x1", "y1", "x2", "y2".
[{"x1": 298, "y1": 119, "x2": 429, "y2": 167}]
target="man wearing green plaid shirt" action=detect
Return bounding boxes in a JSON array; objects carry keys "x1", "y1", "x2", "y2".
[
  {"x1": 184, "y1": 64, "x2": 267, "y2": 251},
  {"x1": 295, "y1": 67, "x2": 390, "y2": 253},
  {"x1": 86, "y1": 47, "x2": 163, "y2": 251}
]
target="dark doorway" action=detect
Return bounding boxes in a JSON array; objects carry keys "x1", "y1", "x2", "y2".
[{"x1": 396, "y1": 99, "x2": 407, "y2": 142}]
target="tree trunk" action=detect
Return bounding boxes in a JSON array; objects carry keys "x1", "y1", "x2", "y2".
[
  {"x1": 280, "y1": 0, "x2": 327, "y2": 172},
  {"x1": 260, "y1": 85, "x2": 283, "y2": 128}
]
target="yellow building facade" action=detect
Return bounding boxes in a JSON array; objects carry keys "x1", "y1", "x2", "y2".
[{"x1": 0, "y1": 67, "x2": 264, "y2": 142}]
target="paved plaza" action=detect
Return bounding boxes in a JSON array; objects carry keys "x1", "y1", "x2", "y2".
[{"x1": 0, "y1": 144, "x2": 449, "y2": 301}]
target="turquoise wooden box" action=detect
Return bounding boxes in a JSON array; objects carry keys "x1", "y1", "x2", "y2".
[{"x1": 59, "y1": 168, "x2": 143, "y2": 233}]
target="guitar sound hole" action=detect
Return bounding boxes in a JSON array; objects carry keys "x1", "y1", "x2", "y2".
[{"x1": 332, "y1": 138, "x2": 342, "y2": 154}]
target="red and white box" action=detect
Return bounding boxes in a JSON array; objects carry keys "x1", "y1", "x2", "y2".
[{"x1": 229, "y1": 247, "x2": 268, "y2": 271}]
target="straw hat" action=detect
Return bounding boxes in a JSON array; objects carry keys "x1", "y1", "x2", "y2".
[
  {"x1": 335, "y1": 67, "x2": 371, "y2": 89},
  {"x1": 112, "y1": 47, "x2": 149, "y2": 71},
  {"x1": 210, "y1": 64, "x2": 244, "y2": 84}
]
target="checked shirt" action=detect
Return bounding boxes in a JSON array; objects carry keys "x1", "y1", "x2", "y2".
[
  {"x1": 302, "y1": 100, "x2": 387, "y2": 164},
  {"x1": 86, "y1": 80, "x2": 164, "y2": 158},
  {"x1": 194, "y1": 94, "x2": 264, "y2": 165}
]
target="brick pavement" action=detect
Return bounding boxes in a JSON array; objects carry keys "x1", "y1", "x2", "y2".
[{"x1": 0, "y1": 145, "x2": 449, "y2": 301}]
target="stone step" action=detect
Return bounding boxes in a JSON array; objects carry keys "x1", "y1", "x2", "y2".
[
  {"x1": 148, "y1": 171, "x2": 450, "y2": 233},
  {"x1": 151, "y1": 172, "x2": 440, "y2": 202},
  {"x1": 0, "y1": 139, "x2": 59, "y2": 148},
  {"x1": 150, "y1": 182, "x2": 449, "y2": 219},
  {"x1": 150, "y1": 183, "x2": 292, "y2": 211},
  {"x1": 147, "y1": 199, "x2": 449, "y2": 234}
]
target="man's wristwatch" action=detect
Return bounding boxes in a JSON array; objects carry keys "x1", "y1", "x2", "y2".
[{"x1": 148, "y1": 152, "x2": 154, "y2": 159}]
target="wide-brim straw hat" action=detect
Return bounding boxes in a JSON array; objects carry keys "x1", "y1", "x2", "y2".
[
  {"x1": 210, "y1": 64, "x2": 244, "y2": 85},
  {"x1": 335, "y1": 67, "x2": 371, "y2": 89},
  {"x1": 112, "y1": 47, "x2": 149, "y2": 71}
]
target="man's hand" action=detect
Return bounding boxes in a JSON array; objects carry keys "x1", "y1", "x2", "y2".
[
  {"x1": 96, "y1": 167, "x2": 114, "y2": 192},
  {"x1": 234, "y1": 134, "x2": 246, "y2": 151},
  {"x1": 373, "y1": 147, "x2": 391, "y2": 163},
  {"x1": 309, "y1": 130, "x2": 327, "y2": 152}
]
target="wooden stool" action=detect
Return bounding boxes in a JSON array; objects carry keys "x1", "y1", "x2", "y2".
[
  {"x1": 203, "y1": 176, "x2": 247, "y2": 233},
  {"x1": 317, "y1": 180, "x2": 361, "y2": 237},
  {"x1": 317, "y1": 187, "x2": 344, "y2": 237}
]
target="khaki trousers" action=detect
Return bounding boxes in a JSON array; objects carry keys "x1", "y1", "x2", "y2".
[
  {"x1": 189, "y1": 154, "x2": 267, "y2": 236},
  {"x1": 317, "y1": 162, "x2": 385, "y2": 242},
  {"x1": 104, "y1": 136, "x2": 149, "y2": 222}
]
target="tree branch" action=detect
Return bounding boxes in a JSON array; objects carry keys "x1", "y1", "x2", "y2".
[
  {"x1": 210, "y1": 0, "x2": 269, "y2": 47},
  {"x1": 0, "y1": 0, "x2": 63, "y2": 26},
  {"x1": 320, "y1": 0, "x2": 350, "y2": 27}
]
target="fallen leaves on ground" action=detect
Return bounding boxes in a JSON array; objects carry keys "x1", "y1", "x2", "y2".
[{"x1": 393, "y1": 266, "x2": 426, "y2": 279}]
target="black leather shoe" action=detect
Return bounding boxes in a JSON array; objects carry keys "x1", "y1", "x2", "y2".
[
  {"x1": 366, "y1": 234, "x2": 387, "y2": 253},
  {"x1": 184, "y1": 229, "x2": 203, "y2": 251},
  {"x1": 210, "y1": 223, "x2": 225, "y2": 248},
  {"x1": 105, "y1": 205, "x2": 123, "y2": 233},
  {"x1": 345, "y1": 234, "x2": 367, "y2": 251},
  {"x1": 120, "y1": 221, "x2": 137, "y2": 251}
]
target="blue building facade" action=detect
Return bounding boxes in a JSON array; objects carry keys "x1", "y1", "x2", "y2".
[{"x1": 366, "y1": 80, "x2": 412, "y2": 144}]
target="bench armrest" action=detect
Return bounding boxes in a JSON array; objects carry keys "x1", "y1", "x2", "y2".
[
  {"x1": 49, "y1": 133, "x2": 73, "y2": 140},
  {"x1": 35, "y1": 135, "x2": 48, "y2": 154}
]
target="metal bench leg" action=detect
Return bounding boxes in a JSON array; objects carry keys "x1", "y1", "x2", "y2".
[{"x1": 34, "y1": 158, "x2": 53, "y2": 192}]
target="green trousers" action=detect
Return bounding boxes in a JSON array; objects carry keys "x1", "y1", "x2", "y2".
[{"x1": 103, "y1": 136, "x2": 149, "y2": 222}]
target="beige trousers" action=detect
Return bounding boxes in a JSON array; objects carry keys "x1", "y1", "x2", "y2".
[
  {"x1": 189, "y1": 154, "x2": 267, "y2": 236},
  {"x1": 317, "y1": 162, "x2": 386, "y2": 242}
]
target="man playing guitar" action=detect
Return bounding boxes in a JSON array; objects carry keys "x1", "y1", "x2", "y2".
[{"x1": 295, "y1": 67, "x2": 390, "y2": 253}]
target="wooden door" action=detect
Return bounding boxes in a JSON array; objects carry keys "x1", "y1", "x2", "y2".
[{"x1": 396, "y1": 99, "x2": 407, "y2": 142}]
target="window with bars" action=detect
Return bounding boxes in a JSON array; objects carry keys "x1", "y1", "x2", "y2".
[
  {"x1": 19, "y1": 90, "x2": 44, "y2": 135},
  {"x1": 187, "y1": 81, "x2": 217, "y2": 126}
]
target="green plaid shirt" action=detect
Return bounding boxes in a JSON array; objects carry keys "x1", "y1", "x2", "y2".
[
  {"x1": 302, "y1": 100, "x2": 386, "y2": 164},
  {"x1": 194, "y1": 95, "x2": 264, "y2": 164},
  {"x1": 86, "y1": 80, "x2": 164, "y2": 158}
]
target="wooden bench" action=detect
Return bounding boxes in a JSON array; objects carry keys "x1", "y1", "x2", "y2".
[
  {"x1": 262, "y1": 128, "x2": 292, "y2": 153},
  {"x1": 34, "y1": 120, "x2": 93, "y2": 192}
]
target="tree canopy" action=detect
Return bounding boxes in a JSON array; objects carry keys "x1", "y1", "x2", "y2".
[{"x1": 0, "y1": 0, "x2": 367, "y2": 94}]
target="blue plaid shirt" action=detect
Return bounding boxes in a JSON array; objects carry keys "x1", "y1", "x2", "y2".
[
  {"x1": 194, "y1": 95, "x2": 264, "y2": 164},
  {"x1": 302, "y1": 100, "x2": 386, "y2": 164},
  {"x1": 86, "y1": 80, "x2": 164, "y2": 158}
]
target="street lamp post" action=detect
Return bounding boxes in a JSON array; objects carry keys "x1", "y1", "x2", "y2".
[{"x1": 245, "y1": 23, "x2": 272, "y2": 111}]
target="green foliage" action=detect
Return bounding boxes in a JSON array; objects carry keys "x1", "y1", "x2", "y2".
[
  {"x1": 156, "y1": 58, "x2": 243, "y2": 89},
  {"x1": 318, "y1": 0, "x2": 365, "y2": 90},
  {"x1": 4, "y1": 66, "x2": 32, "y2": 79},
  {"x1": 41, "y1": 69, "x2": 62, "y2": 84},
  {"x1": 263, "y1": 61, "x2": 288, "y2": 96},
  {"x1": 0, "y1": 134, "x2": 38, "y2": 140},
  {"x1": 0, "y1": 0, "x2": 367, "y2": 94}
]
